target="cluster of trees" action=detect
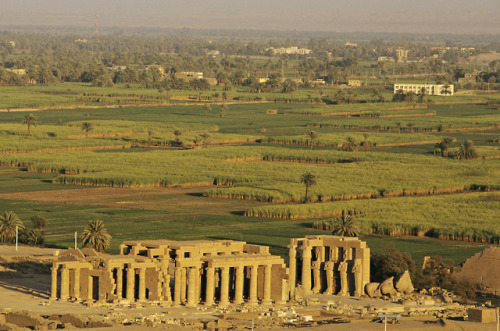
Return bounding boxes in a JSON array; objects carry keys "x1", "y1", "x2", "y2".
[
  {"x1": 0, "y1": 211, "x2": 112, "y2": 252},
  {"x1": 2, "y1": 30, "x2": 498, "y2": 89},
  {"x1": 371, "y1": 248, "x2": 477, "y2": 300},
  {"x1": 0, "y1": 211, "x2": 47, "y2": 246},
  {"x1": 435, "y1": 138, "x2": 478, "y2": 159}
]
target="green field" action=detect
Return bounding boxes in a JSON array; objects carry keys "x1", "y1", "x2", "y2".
[{"x1": 0, "y1": 85, "x2": 498, "y2": 264}]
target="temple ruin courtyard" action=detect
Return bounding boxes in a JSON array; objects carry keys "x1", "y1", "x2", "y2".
[{"x1": 1, "y1": 239, "x2": 499, "y2": 330}]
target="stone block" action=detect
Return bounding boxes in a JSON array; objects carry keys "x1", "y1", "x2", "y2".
[
  {"x1": 394, "y1": 270, "x2": 414, "y2": 294},
  {"x1": 379, "y1": 277, "x2": 396, "y2": 295},
  {"x1": 467, "y1": 308, "x2": 498, "y2": 323}
]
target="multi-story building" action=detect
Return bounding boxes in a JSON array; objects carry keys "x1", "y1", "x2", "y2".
[
  {"x1": 394, "y1": 83, "x2": 454, "y2": 96},
  {"x1": 267, "y1": 47, "x2": 312, "y2": 55},
  {"x1": 175, "y1": 72, "x2": 203, "y2": 81}
]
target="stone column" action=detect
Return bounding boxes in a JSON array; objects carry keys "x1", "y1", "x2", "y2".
[
  {"x1": 196, "y1": 267, "x2": 202, "y2": 302},
  {"x1": 87, "y1": 270, "x2": 93, "y2": 300},
  {"x1": 163, "y1": 273, "x2": 171, "y2": 303},
  {"x1": 138, "y1": 267, "x2": 146, "y2": 301},
  {"x1": 262, "y1": 264, "x2": 272, "y2": 305},
  {"x1": 353, "y1": 259, "x2": 362, "y2": 297},
  {"x1": 73, "y1": 267, "x2": 81, "y2": 299},
  {"x1": 116, "y1": 268, "x2": 123, "y2": 300},
  {"x1": 219, "y1": 267, "x2": 230, "y2": 307},
  {"x1": 173, "y1": 267, "x2": 182, "y2": 306},
  {"x1": 324, "y1": 261, "x2": 335, "y2": 295},
  {"x1": 248, "y1": 265, "x2": 259, "y2": 305},
  {"x1": 60, "y1": 266, "x2": 70, "y2": 300},
  {"x1": 301, "y1": 247, "x2": 312, "y2": 294},
  {"x1": 338, "y1": 262, "x2": 348, "y2": 296},
  {"x1": 205, "y1": 267, "x2": 215, "y2": 306},
  {"x1": 312, "y1": 261, "x2": 322, "y2": 294},
  {"x1": 180, "y1": 267, "x2": 187, "y2": 304},
  {"x1": 288, "y1": 247, "x2": 297, "y2": 298},
  {"x1": 126, "y1": 267, "x2": 135, "y2": 301},
  {"x1": 233, "y1": 266, "x2": 244, "y2": 305},
  {"x1": 187, "y1": 267, "x2": 197, "y2": 307},
  {"x1": 50, "y1": 265, "x2": 58, "y2": 300}
]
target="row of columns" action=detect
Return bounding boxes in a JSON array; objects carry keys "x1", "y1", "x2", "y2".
[
  {"x1": 51, "y1": 265, "x2": 85, "y2": 301},
  {"x1": 290, "y1": 244, "x2": 364, "y2": 297},
  {"x1": 52, "y1": 263, "x2": 170, "y2": 303},
  {"x1": 173, "y1": 263, "x2": 274, "y2": 307}
]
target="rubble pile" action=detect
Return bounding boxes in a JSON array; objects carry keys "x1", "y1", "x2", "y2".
[
  {"x1": 0, "y1": 309, "x2": 113, "y2": 330},
  {"x1": 365, "y1": 270, "x2": 414, "y2": 298}
]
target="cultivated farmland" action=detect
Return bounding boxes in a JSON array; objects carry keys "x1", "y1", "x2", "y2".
[{"x1": 0, "y1": 85, "x2": 498, "y2": 262}]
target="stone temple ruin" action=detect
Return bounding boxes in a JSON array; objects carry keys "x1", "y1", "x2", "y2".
[
  {"x1": 288, "y1": 236, "x2": 370, "y2": 298},
  {"x1": 50, "y1": 235, "x2": 371, "y2": 306}
]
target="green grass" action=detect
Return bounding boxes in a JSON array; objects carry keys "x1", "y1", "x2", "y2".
[{"x1": 0, "y1": 168, "x2": 487, "y2": 265}]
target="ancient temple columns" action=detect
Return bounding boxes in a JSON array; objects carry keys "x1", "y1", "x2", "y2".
[
  {"x1": 219, "y1": 267, "x2": 230, "y2": 306},
  {"x1": 116, "y1": 268, "x2": 123, "y2": 300},
  {"x1": 288, "y1": 248, "x2": 296, "y2": 297},
  {"x1": 324, "y1": 261, "x2": 335, "y2": 295},
  {"x1": 248, "y1": 265, "x2": 258, "y2": 305},
  {"x1": 180, "y1": 268, "x2": 187, "y2": 303},
  {"x1": 339, "y1": 261, "x2": 348, "y2": 296},
  {"x1": 233, "y1": 266, "x2": 244, "y2": 304},
  {"x1": 60, "y1": 266, "x2": 69, "y2": 300},
  {"x1": 126, "y1": 266, "x2": 135, "y2": 301},
  {"x1": 50, "y1": 265, "x2": 58, "y2": 300},
  {"x1": 353, "y1": 259, "x2": 362, "y2": 297},
  {"x1": 138, "y1": 267, "x2": 146, "y2": 301},
  {"x1": 262, "y1": 264, "x2": 272, "y2": 305},
  {"x1": 173, "y1": 267, "x2": 182, "y2": 306},
  {"x1": 187, "y1": 267, "x2": 197, "y2": 307},
  {"x1": 301, "y1": 246, "x2": 312, "y2": 294},
  {"x1": 312, "y1": 261, "x2": 322, "y2": 294},
  {"x1": 73, "y1": 268, "x2": 80, "y2": 299},
  {"x1": 205, "y1": 267, "x2": 215, "y2": 306},
  {"x1": 289, "y1": 236, "x2": 371, "y2": 298}
]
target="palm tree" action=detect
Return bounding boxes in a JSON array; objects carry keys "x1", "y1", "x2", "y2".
[
  {"x1": 31, "y1": 215, "x2": 48, "y2": 229},
  {"x1": 306, "y1": 131, "x2": 319, "y2": 151},
  {"x1": 220, "y1": 103, "x2": 228, "y2": 118},
  {"x1": 147, "y1": 130, "x2": 154, "y2": 147},
  {"x1": 395, "y1": 122, "x2": 402, "y2": 134},
  {"x1": 363, "y1": 133, "x2": 370, "y2": 152},
  {"x1": 442, "y1": 84, "x2": 452, "y2": 96},
  {"x1": 407, "y1": 122, "x2": 415, "y2": 133},
  {"x1": 332, "y1": 214, "x2": 360, "y2": 237},
  {"x1": 335, "y1": 90, "x2": 345, "y2": 104},
  {"x1": 202, "y1": 104, "x2": 211, "y2": 117},
  {"x1": 0, "y1": 211, "x2": 24, "y2": 243},
  {"x1": 81, "y1": 122, "x2": 93, "y2": 138},
  {"x1": 22, "y1": 114, "x2": 37, "y2": 137},
  {"x1": 82, "y1": 220, "x2": 112, "y2": 252},
  {"x1": 435, "y1": 137, "x2": 455, "y2": 159},
  {"x1": 456, "y1": 140, "x2": 478, "y2": 160},
  {"x1": 174, "y1": 130, "x2": 182, "y2": 142},
  {"x1": 346, "y1": 90, "x2": 356, "y2": 104},
  {"x1": 200, "y1": 132, "x2": 212, "y2": 148},
  {"x1": 300, "y1": 172, "x2": 316, "y2": 203},
  {"x1": 23, "y1": 228, "x2": 44, "y2": 246},
  {"x1": 341, "y1": 136, "x2": 359, "y2": 152},
  {"x1": 418, "y1": 87, "x2": 426, "y2": 103}
]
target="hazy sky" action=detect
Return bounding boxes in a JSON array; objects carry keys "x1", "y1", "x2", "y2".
[{"x1": 1, "y1": 0, "x2": 499, "y2": 34}]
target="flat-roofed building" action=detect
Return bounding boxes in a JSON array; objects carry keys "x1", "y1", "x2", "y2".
[{"x1": 394, "y1": 83, "x2": 454, "y2": 96}]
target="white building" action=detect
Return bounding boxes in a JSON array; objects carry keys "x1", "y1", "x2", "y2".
[
  {"x1": 394, "y1": 84, "x2": 454, "y2": 96},
  {"x1": 267, "y1": 47, "x2": 312, "y2": 55}
]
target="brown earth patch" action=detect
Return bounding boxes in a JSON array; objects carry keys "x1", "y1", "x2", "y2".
[{"x1": 0, "y1": 186, "x2": 202, "y2": 204}]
